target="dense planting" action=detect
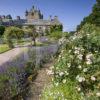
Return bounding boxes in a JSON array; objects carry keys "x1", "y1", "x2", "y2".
[{"x1": 41, "y1": 24, "x2": 100, "y2": 100}]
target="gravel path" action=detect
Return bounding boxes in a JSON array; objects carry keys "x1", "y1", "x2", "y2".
[{"x1": 26, "y1": 62, "x2": 53, "y2": 100}]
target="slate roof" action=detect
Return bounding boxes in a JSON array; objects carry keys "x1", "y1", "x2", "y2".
[
  {"x1": 24, "y1": 19, "x2": 62, "y2": 26},
  {"x1": 0, "y1": 19, "x2": 62, "y2": 26}
]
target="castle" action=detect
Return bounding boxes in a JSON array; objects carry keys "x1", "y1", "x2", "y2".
[{"x1": 0, "y1": 6, "x2": 62, "y2": 35}]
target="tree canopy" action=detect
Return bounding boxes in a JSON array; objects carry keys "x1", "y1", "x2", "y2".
[
  {"x1": 25, "y1": 25, "x2": 38, "y2": 46},
  {"x1": 4, "y1": 26, "x2": 24, "y2": 48},
  {"x1": 0, "y1": 26, "x2": 5, "y2": 36},
  {"x1": 77, "y1": 0, "x2": 100, "y2": 31}
]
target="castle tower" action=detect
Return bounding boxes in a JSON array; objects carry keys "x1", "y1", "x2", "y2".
[{"x1": 25, "y1": 5, "x2": 43, "y2": 20}]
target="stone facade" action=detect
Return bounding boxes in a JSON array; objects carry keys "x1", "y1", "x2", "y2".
[{"x1": 25, "y1": 6, "x2": 43, "y2": 21}]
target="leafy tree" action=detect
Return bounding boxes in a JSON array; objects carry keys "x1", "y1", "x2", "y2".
[
  {"x1": 0, "y1": 26, "x2": 5, "y2": 36},
  {"x1": 25, "y1": 25, "x2": 38, "y2": 46},
  {"x1": 49, "y1": 31, "x2": 63, "y2": 39},
  {"x1": 50, "y1": 25, "x2": 63, "y2": 33},
  {"x1": 77, "y1": 0, "x2": 100, "y2": 31},
  {"x1": 4, "y1": 26, "x2": 24, "y2": 48}
]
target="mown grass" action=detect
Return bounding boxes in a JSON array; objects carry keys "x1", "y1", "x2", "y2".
[{"x1": 0, "y1": 44, "x2": 11, "y2": 54}]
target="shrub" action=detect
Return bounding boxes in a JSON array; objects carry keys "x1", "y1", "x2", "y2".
[
  {"x1": 4, "y1": 26, "x2": 24, "y2": 48},
  {"x1": 0, "y1": 26, "x2": 5, "y2": 36},
  {"x1": 49, "y1": 31, "x2": 63, "y2": 39},
  {"x1": 42, "y1": 23, "x2": 100, "y2": 99},
  {"x1": 25, "y1": 61, "x2": 35, "y2": 76}
]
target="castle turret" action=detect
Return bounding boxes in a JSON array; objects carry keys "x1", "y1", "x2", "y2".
[
  {"x1": 25, "y1": 10, "x2": 28, "y2": 16},
  {"x1": 16, "y1": 16, "x2": 21, "y2": 20},
  {"x1": 25, "y1": 5, "x2": 43, "y2": 20},
  {"x1": 54, "y1": 16, "x2": 58, "y2": 21},
  {"x1": 49, "y1": 15, "x2": 52, "y2": 21}
]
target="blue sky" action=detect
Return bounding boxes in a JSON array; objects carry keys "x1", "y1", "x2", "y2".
[{"x1": 0, "y1": 0, "x2": 96, "y2": 31}]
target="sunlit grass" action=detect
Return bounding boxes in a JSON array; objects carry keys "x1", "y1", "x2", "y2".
[
  {"x1": 41, "y1": 80, "x2": 82, "y2": 100},
  {"x1": 0, "y1": 44, "x2": 11, "y2": 54}
]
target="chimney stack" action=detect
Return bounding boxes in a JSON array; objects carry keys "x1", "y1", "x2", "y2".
[
  {"x1": 16, "y1": 16, "x2": 20, "y2": 20},
  {"x1": 49, "y1": 15, "x2": 52, "y2": 21},
  {"x1": 54, "y1": 16, "x2": 58, "y2": 20}
]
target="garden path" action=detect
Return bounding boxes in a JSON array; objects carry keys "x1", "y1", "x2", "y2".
[
  {"x1": 0, "y1": 47, "x2": 27, "y2": 66},
  {"x1": 0, "y1": 36, "x2": 49, "y2": 66},
  {"x1": 26, "y1": 62, "x2": 53, "y2": 100}
]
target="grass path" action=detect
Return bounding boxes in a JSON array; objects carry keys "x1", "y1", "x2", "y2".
[{"x1": 26, "y1": 62, "x2": 53, "y2": 100}]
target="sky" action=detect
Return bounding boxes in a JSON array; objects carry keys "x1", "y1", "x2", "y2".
[{"x1": 0, "y1": 0, "x2": 96, "y2": 31}]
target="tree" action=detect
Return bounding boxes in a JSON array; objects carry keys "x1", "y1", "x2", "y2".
[
  {"x1": 91, "y1": 0, "x2": 100, "y2": 26},
  {"x1": 50, "y1": 25, "x2": 63, "y2": 33},
  {"x1": 77, "y1": 0, "x2": 100, "y2": 31},
  {"x1": 0, "y1": 26, "x2": 5, "y2": 36},
  {"x1": 4, "y1": 26, "x2": 24, "y2": 48},
  {"x1": 26, "y1": 25, "x2": 38, "y2": 46},
  {"x1": 49, "y1": 31, "x2": 63, "y2": 39}
]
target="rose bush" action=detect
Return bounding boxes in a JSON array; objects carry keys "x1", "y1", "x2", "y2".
[{"x1": 42, "y1": 24, "x2": 100, "y2": 100}]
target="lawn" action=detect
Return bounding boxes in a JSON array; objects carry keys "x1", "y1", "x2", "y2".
[{"x1": 0, "y1": 44, "x2": 11, "y2": 54}]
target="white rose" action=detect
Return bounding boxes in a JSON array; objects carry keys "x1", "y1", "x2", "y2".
[
  {"x1": 74, "y1": 50, "x2": 79, "y2": 54},
  {"x1": 91, "y1": 76, "x2": 96, "y2": 81},
  {"x1": 62, "y1": 79, "x2": 66, "y2": 84},
  {"x1": 55, "y1": 82, "x2": 59, "y2": 86},
  {"x1": 96, "y1": 92, "x2": 100, "y2": 97},
  {"x1": 86, "y1": 60, "x2": 92, "y2": 65},
  {"x1": 78, "y1": 65, "x2": 82, "y2": 69},
  {"x1": 65, "y1": 71, "x2": 69, "y2": 75},
  {"x1": 78, "y1": 77, "x2": 85, "y2": 82},
  {"x1": 59, "y1": 72, "x2": 64, "y2": 76},
  {"x1": 77, "y1": 54, "x2": 83, "y2": 60},
  {"x1": 59, "y1": 55, "x2": 62, "y2": 58},
  {"x1": 67, "y1": 63, "x2": 71, "y2": 68},
  {"x1": 86, "y1": 53, "x2": 93, "y2": 60},
  {"x1": 83, "y1": 68, "x2": 88, "y2": 72},
  {"x1": 77, "y1": 87, "x2": 81, "y2": 92}
]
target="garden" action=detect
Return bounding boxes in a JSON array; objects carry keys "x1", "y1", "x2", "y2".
[
  {"x1": 0, "y1": 22, "x2": 63, "y2": 99},
  {"x1": 0, "y1": 0, "x2": 100, "y2": 99},
  {"x1": 41, "y1": 23, "x2": 100, "y2": 100},
  {"x1": 41, "y1": 0, "x2": 100, "y2": 99}
]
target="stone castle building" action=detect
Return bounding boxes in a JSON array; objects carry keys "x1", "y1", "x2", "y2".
[{"x1": 0, "y1": 5, "x2": 62, "y2": 34}]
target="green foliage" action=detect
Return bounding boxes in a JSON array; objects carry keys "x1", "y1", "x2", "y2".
[
  {"x1": 50, "y1": 25, "x2": 63, "y2": 33},
  {"x1": 42, "y1": 23, "x2": 100, "y2": 99},
  {"x1": 25, "y1": 25, "x2": 38, "y2": 46},
  {"x1": 0, "y1": 26, "x2": 5, "y2": 36},
  {"x1": 0, "y1": 67, "x2": 21, "y2": 99},
  {"x1": 77, "y1": 0, "x2": 100, "y2": 31},
  {"x1": 25, "y1": 61, "x2": 36, "y2": 76},
  {"x1": 4, "y1": 26, "x2": 24, "y2": 48},
  {"x1": 49, "y1": 31, "x2": 63, "y2": 39},
  {"x1": 0, "y1": 44, "x2": 10, "y2": 54},
  {"x1": 41, "y1": 81, "x2": 82, "y2": 100}
]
